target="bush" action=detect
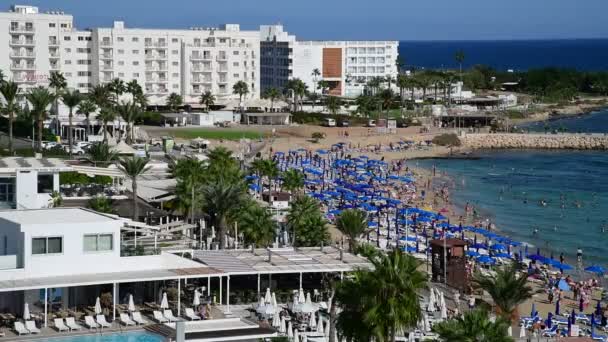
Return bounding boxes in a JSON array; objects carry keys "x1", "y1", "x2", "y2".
[
  {"x1": 136, "y1": 111, "x2": 165, "y2": 126},
  {"x1": 432, "y1": 133, "x2": 461, "y2": 146},
  {"x1": 311, "y1": 132, "x2": 325, "y2": 143}
]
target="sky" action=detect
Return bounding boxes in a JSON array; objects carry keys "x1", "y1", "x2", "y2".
[{"x1": 2, "y1": 0, "x2": 608, "y2": 41}]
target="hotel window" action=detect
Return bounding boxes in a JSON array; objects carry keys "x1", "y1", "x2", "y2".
[
  {"x1": 233, "y1": 73, "x2": 239, "y2": 78},
  {"x1": 49, "y1": 23, "x2": 56, "y2": 28},
  {"x1": 377, "y1": 48, "x2": 385, "y2": 54},
  {"x1": 65, "y1": 48, "x2": 71, "y2": 53},
  {"x1": 63, "y1": 36, "x2": 71, "y2": 41},
  {"x1": 132, "y1": 50, "x2": 139, "y2": 54},
  {"x1": 377, "y1": 67, "x2": 385, "y2": 73},
  {"x1": 172, "y1": 50, "x2": 178, "y2": 55},
  {"x1": 233, "y1": 62, "x2": 239, "y2": 67},
  {"x1": 233, "y1": 51, "x2": 239, "y2": 55},
  {"x1": 358, "y1": 57, "x2": 366, "y2": 64},
  {"x1": 117, "y1": 37, "x2": 124, "y2": 42},
  {"x1": 37, "y1": 174, "x2": 53, "y2": 193},
  {"x1": 64, "y1": 72, "x2": 72, "y2": 77},
  {"x1": 132, "y1": 37, "x2": 139, "y2": 42},
  {"x1": 172, "y1": 73, "x2": 179, "y2": 78},
  {"x1": 65, "y1": 60, "x2": 72, "y2": 65},
  {"x1": 348, "y1": 48, "x2": 357, "y2": 54},
  {"x1": 133, "y1": 73, "x2": 139, "y2": 77},
  {"x1": 172, "y1": 84, "x2": 179, "y2": 89},
  {"x1": 133, "y1": 61, "x2": 139, "y2": 66},
  {"x1": 118, "y1": 49, "x2": 124, "y2": 54},
  {"x1": 358, "y1": 48, "x2": 366, "y2": 54},
  {"x1": 32, "y1": 237, "x2": 62, "y2": 255},
  {"x1": 367, "y1": 47, "x2": 376, "y2": 54},
  {"x1": 118, "y1": 61, "x2": 125, "y2": 66},
  {"x1": 172, "y1": 38, "x2": 178, "y2": 43},
  {"x1": 83, "y1": 234, "x2": 113, "y2": 252},
  {"x1": 60, "y1": 23, "x2": 68, "y2": 28}
]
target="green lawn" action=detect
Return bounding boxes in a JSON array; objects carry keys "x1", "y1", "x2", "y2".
[{"x1": 170, "y1": 129, "x2": 263, "y2": 141}]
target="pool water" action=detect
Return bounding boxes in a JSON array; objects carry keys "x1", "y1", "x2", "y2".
[{"x1": 45, "y1": 331, "x2": 165, "y2": 342}]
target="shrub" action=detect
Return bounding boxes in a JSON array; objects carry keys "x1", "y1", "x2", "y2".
[
  {"x1": 432, "y1": 133, "x2": 461, "y2": 146},
  {"x1": 311, "y1": 132, "x2": 325, "y2": 143}
]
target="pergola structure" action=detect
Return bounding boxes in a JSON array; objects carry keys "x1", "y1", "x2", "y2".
[{"x1": 242, "y1": 112, "x2": 291, "y2": 125}]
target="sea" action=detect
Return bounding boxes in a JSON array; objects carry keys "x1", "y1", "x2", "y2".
[
  {"x1": 416, "y1": 109, "x2": 608, "y2": 265},
  {"x1": 398, "y1": 39, "x2": 608, "y2": 71}
]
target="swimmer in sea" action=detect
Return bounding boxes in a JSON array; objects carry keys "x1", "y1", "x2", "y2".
[
  {"x1": 553, "y1": 225, "x2": 558, "y2": 232},
  {"x1": 533, "y1": 227, "x2": 539, "y2": 236},
  {"x1": 540, "y1": 199, "x2": 547, "y2": 207}
]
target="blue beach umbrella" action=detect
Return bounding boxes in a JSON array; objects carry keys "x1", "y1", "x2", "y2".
[
  {"x1": 597, "y1": 301, "x2": 602, "y2": 316},
  {"x1": 490, "y1": 244, "x2": 506, "y2": 251},
  {"x1": 466, "y1": 250, "x2": 480, "y2": 257},
  {"x1": 546, "y1": 312, "x2": 553, "y2": 329},
  {"x1": 571, "y1": 309, "x2": 576, "y2": 324},
  {"x1": 476, "y1": 255, "x2": 496, "y2": 264},
  {"x1": 525, "y1": 245, "x2": 529, "y2": 255},
  {"x1": 531, "y1": 303, "x2": 536, "y2": 317},
  {"x1": 556, "y1": 300, "x2": 560, "y2": 315},
  {"x1": 591, "y1": 314, "x2": 596, "y2": 337},
  {"x1": 585, "y1": 265, "x2": 606, "y2": 275},
  {"x1": 558, "y1": 279, "x2": 571, "y2": 292},
  {"x1": 494, "y1": 252, "x2": 511, "y2": 258}
]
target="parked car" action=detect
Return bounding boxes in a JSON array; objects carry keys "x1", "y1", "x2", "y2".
[
  {"x1": 76, "y1": 141, "x2": 91, "y2": 149},
  {"x1": 43, "y1": 141, "x2": 59, "y2": 150},
  {"x1": 62, "y1": 145, "x2": 85, "y2": 155},
  {"x1": 338, "y1": 120, "x2": 350, "y2": 127}
]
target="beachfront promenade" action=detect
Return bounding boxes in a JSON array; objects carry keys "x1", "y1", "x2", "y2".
[{"x1": 462, "y1": 133, "x2": 608, "y2": 150}]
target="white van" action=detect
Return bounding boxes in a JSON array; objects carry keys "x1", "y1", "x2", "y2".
[{"x1": 323, "y1": 118, "x2": 336, "y2": 127}]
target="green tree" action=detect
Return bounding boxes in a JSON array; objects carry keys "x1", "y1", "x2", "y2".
[
  {"x1": 237, "y1": 201, "x2": 275, "y2": 248},
  {"x1": 336, "y1": 250, "x2": 427, "y2": 342},
  {"x1": 86, "y1": 142, "x2": 119, "y2": 167},
  {"x1": 166, "y1": 92, "x2": 183, "y2": 112},
  {"x1": 287, "y1": 195, "x2": 328, "y2": 247},
  {"x1": 311, "y1": 68, "x2": 321, "y2": 95},
  {"x1": 317, "y1": 80, "x2": 330, "y2": 95},
  {"x1": 251, "y1": 158, "x2": 278, "y2": 195},
  {"x1": 455, "y1": 50, "x2": 466, "y2": 82},
  {"x1": 325, "y1": 96, "x2": 341, "y2": 115},
  {"x1": 96, "y1": 107, "x2": 116, "y2": 142},
  {"x1": 285, "y1": 78, "x2": 307, "y2": 111},
  {"x1": 126, "y1": 80, "x2": 143, "y2": 98},
  {"x1": 87, "y1": 195, "x2": 115, "y2": 214},
  {"x1": 473, "y1": 264, "x2": 532, "y2": 322},
  {"x1": 77, "y1": 99, "x2": 97, "y2": 138},
  {"x1": 89, "y1": 84, "x2": 112, "y2": 109},
  {"x1": 199, "y1": 91, "x2": 215, "y2": 111},
  {"x1": 262, "y1": 87, "x2": 281, "y2": 111},
  {"x1": 61, "y1": 89, "x2": 82, "y2": 157},
  {"x1": 108, "y1": 78, "x2": 126, "y2": 104},
  {"x1": 415, "y1": 72, "x2": 433, "y2": 102},
  {"x1": 171, "y1": 157, "x2": 206, "y2": 222},
  {"x1": 432, "y1": 309, "x2": 513, "y2": 342},
  {"x1": 25, "y1": 87, "x2": 55, "y2": 151},
  {"x1": 116, "y1": 101, "x2": 140, "y2": 143},
  {"x1": 0, "y1": 81, "x2": 20, "y2": 153},
  {"x1": 200, "y1": 179, "x2": 246, "y2": 249},
  {"x1": 281, "y1": 169, "x2": 304, "y2": 196},
  {"x1": 232, "y1": 81, "x2": 249, "y2": 112},
  {"x1": 49, "y1": 71, "x2": 67, "y2": 134},
  {"x1": 336, "y1": 209, "x2": 368, "y2": 252},
  {"x1": 118, "y1": 157, "x2": 151, "y2": 221}
]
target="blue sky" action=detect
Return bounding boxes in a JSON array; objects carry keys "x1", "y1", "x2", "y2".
[{"x1": 3, "y1": 0, "x2": 607, "y2": 40}]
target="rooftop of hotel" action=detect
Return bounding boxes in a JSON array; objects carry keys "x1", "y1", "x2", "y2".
[
  {"x1": 0, "y1": 207, "x2": 119, "y2": 225},
  {"x1": 0, "y1": 157, "x2": 72, "y2": 173}
]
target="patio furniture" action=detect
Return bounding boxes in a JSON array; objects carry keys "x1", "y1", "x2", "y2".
[
  {"x1": 542, "y1": 325, "x2": 558, "y2": 337},
  {"x1": 120, "y1": 313, "x2": 136, "y2": 326},
  {"x1": 184, "y1": 308, "x2": 201, "y2": 321},
  {"x1": 132, "y1": 312, "x2": 149, "y2": 325},
  {"x1": 84, "y1": 316, "x2": 99, "y2": 330},
  {"x1": 66, "y1": 317, "x2": 83, "y2": 331},
  {"x1": 14, "y1": 322, "x2": 30, "y2": 335},
  {"x1": 164, "y1": 309, "x2": 178, "y2": 322},
  {"x1": 25, "y1": 320, "x2": 40, "y2": 334},
  {"x1": 54, "y1": 318, "x2": 69, "y2": 332},
  {"x1": 96, "y1": 315, "x2": 111, "y2": 329},
  {"x1": 153, "y1": 311, "x2": 168, "y2": 323}
]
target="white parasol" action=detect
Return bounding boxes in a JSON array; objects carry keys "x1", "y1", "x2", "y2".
[
  {"x1": 428, "y1": 289, "x2": 436, "y2": 312},
  {"x1": 317, "y1": 318, "x2": 325, "y2": 335},
  {"x1": 272, "y1": 312, "x2": 280, "y2": 327},
  {"x1": 280, "y1": 315, "x2": 286, "y2": 333},
  {"x1": 193, "y1": 290, "x2": 201, "y2": 307},
  {"x1": 128, "y1": 294, "x2": 136, "y2": 312},
  {"x1": 508, "y1": 326, "x2": 512, "y2": 337},
  {"x1": 272, "y1": 292, "x2": 278, "y2": 307},
  {"x1": 298, "y1": 288, "x2": 305, "y2": 303},
  {"x1": 264, "y1": 288, "x2": 272, "y2": 303},
  {"x1": 160, "y1": 292, "x2": 169, "y2": 310},
  {"x1": 519, "y1": 324, "x2": 526, "y2": 338},
  {"x1": 23, "y1": 303, "x2": 30, "y2": 320},
  {"x1": 256, "y1": 297, "x2": 266, "y2": 314},
  {"x1": 293, "y1": 328, "x2": 300, "y2": 342},
  {"x1": 440, "y1": 297, "x2": 448, "y2": 320},
  {"x1": 95, "y1": 297, "x2": 102, "y2": 315},
  {"x1": 300, "y1": 292, "x2": 316, "y2": 314},
  {"x1": 287, "y1": 321, "x2": 293, "y2": 338},
  {"x1": 309, "y1": 312, "x2": 317, "y2": 329}
]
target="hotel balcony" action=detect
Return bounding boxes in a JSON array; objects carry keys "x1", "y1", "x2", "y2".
[
  {"x1": 190, "y1": 54, "x2": 211, "y2": 61},
  {"x1": 9, "y1": 25, "x2": 34, "y2": 34},
  {"x1": 146, "y1": 65, "x2": 168, "y2": 71},
  {"x1": 216, "y1": 56, "x2": 228, "y2": 62},
  {"x1": 145, "y1": 77, "x2": 168, "y2": 83},
  {"x1": 100, "y1": 41, "x2": 113, "y2": 46},
  {"x1": 48, "y1": 39, "x2": 59, "y2": 46},
  {"x1": 10, "y1": 39, "x2": 35, "y2": 47},
  {"x1": 192, "y1": 67, "x2": 213, "y2": 73},
  {"x1": 192, "y1": 78, "x2": 212, "y2": 84},
  {"x1": 146, "y1": 54, "x2": 167, "y2": 60},
  {"x1": 50, "y1": 63, "x2": 60, "y2": 70},
  {"x1": 146, "y1": 88, "x2": 169, "y2": 94},
  {"x1": 145, "y1": 42, "x2": 167, "y2": 48},
  {"x1": 10, "y1": 51, "x2": 35, "y2": 58},
  {"x1": 101, "y1": 64, "x2": 113, "y2": 71},
  {"x1": 11, "y1": 63, "x2": 36, "y2": 71},
  {"x1": 100, "y1": 53, "x2": 113, "y2": 59}
]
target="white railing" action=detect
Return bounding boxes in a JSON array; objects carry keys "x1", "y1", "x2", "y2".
[{"x1": 0, "y1": 255, "x2": 18, "y2": 270}]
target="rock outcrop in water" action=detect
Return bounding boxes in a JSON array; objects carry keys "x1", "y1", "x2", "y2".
[{"x1": 461, "y1": 133, "x2": 608, "y2": 150}]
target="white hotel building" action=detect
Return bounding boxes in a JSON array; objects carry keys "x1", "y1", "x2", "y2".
[{"x1": 0, "y1": 5, "x2": 260, "y2": 106}]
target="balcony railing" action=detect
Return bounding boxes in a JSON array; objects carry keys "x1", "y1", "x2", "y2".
[
  {"x1": 146, "y1": 65, "x2": 168, "y2": 71},
  {"x1": 190, "y1": 55, "x2": 211, "y2": 61},
  {"x1": 10, "y1": 51, "x2": 35, "y2": 58},
  {"x1": 10, "y1": 39, "x2": 35, "y2": 46},
  {"x1": 145, "y1": 42, "x2": 167, "y2": 48},
  {"x1": 11, "y1": 63, "x2": 36, "y2": 70},
  {"x1": 9, "y1": 25, "x2": 34, "y2": 33},
  {"x1": 102, "y1": 65, "x2": 113, "y2": 70},
  {"x1": 48, "y1": 39, "x2": 59, "y2": 46},
  {"x1": 100, "y1": 53, "x2": 113, "y2": 59},
  {"x1": 145, "y1": 78, "x2": 168, "y2": 83},
  {"x1": 216, "y1": 56, "x2": 228, "y2": 61},
  {"x1": 146, "y1": 54, "x2": 167, "y2": 60},
  {"x1": 100, "y1": 41, "x2": 112, "y2": 46}
]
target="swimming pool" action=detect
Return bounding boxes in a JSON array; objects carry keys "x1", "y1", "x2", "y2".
[{"x1": 44, "y1": 331, "x2": 166, "y2": 342}]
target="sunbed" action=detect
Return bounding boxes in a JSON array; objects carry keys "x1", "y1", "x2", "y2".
[
  {"x1": 164, "y1": 309, "x2": 178, "y2": 322},
  {"x1": 66, "y1": 317, "x2": 83, "y2": 331},
  {"x1": 96, "y1": 314, "x2": 112, "y2": 328},
  {"x1": 132, "y1": 311, "x2": 149, "y2": 325},
  {"x1": 25, "y1": 320, "x2": 40, "y2": 334},
  {"x1": 120, "y1": 313, "x2": 136, "y2": 326},
  {"x1": 14, "y1": 322, "x2": 30, "y2": 335},
  {"x1": 184, "y1": 308, "x2": 201, "y2": 321},
  {"x1": 542, "y1": 325, "x2": 558, "y2": 337},
  {"x1": 54, "y1": 318, "x2": 69, "y2": 332},
  {"x1": 153, "y1": 310, "x2": 168, "y2": 323},
  {"x1": 84, "y1": 316, "x2": 99, "y2": 330}
]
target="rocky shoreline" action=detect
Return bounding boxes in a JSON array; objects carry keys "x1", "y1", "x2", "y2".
[{"x1": 461, "y1": 133, "x2": 608, "y2": 150}]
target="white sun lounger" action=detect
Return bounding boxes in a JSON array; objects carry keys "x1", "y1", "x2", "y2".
[
  {"x1": 184, "y1": 308, "x2": 201, "y2": 321},
  {"x1": 25, "y1": 320, "x2": 40, "y2": 334},
  {"x1": 132, "y1": 311, "x2": 149, "y2": 325},
  {"x1": 163, "y1": 309, "x2": 178, "y2": 322},
  {"x1": 54, "y1": 318, "x2": 69, "y2": 332},
  {"x1": 96, "y1": 315, "x2": 112, "y2": 328},
  {"x1": 14, "y1": 322, "x2": 30, "y2": 335},
  {"x1": 120, "y1": 313, "x2": 136, "y2": 326},
  {"x1": 66, "y1": 317, "x2": 83, "y2": 331},
  {"x1": 153, "y1": 311, "x2": 168, "y2": 323},
  {"x1": 84, "y1": 316, "x2": 99, "y2": 330}
]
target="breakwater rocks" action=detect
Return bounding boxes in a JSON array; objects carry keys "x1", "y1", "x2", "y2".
[{"x1": 461, "y1": 133, "x2": 608, "y2": 150}]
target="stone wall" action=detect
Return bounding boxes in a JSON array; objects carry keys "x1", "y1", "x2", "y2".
[{"x1": 461, "y1": 133, "x2": 608, "y2": 150}]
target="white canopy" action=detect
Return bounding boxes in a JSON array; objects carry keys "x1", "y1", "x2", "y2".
[{"x1": 114, "y1": 141, "x2": 136, "y2": 154}]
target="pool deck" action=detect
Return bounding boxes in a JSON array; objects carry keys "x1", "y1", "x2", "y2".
[{"x1": 0, "y1": 325, "x2": 161, "y2": 341}]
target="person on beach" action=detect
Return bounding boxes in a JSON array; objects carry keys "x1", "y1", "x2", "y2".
[{"x1": 577, "y1": 247, "x2": 583, "y2": 263}]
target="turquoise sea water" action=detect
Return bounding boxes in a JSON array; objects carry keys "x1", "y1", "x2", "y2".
[
  {"x1": 416, "y1": 110, "x2": 608, "y2": 265},
  {"x1": 45, "y1": 331, "x2": 165, "y2": 342}
]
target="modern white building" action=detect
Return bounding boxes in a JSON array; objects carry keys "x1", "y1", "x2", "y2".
[
  {"x1": 0, "y1": 5, "x2": 260, "y2": 107},
  {"x1": 261, "y1": 25, "x2": 399, "y2": 97}
]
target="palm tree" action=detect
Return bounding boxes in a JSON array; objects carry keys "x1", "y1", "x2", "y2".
[
  {"x1": 281, "y1": 169, "x2": 304, "y2": 196},
  {"x1": 126, "y1": 80, "x2": 143, "y2": 98},
  {"x1": 171, "y1": 157, "x2": 206, "y2": 223},
  {"x1": 336, "y1": 209, "x2": 368, "y2": 252},
  {"x1": 325, "y1": 96, "x2": 341, "y2": 115},
  {"x1": 432, "y1": 309, "x2": 513, "y2": 342},
  {"x1": 473, "y1": 264, "x2": 532, "y2": 322},
  {"x1": 134, "y1": 92, "x2": 149, "y2": 110},
  {"x1": 200, "y1": 179, "x2": 246, "y2": 249},
  {"x1": 0, "y1": 81, "x2": 20, "y2": 153},
  {"x1": 311, "y1": 68, "x2": 321, "y2": 95},
  {"x1": 89, "y1": 84, "x2": 112, "y2": 109},
  {"x1": 166, "y1": 92, "x2": 183, "y2": 112},
  {"x1": 86, "y1": 142, "x2": 119, "y2": 167},
  {"x1": 108, "y1": 78, "x2": 126, "y2": 104},
  {"x1": 77, "y1": 99, "x2": 97, "y2": 138},
  {"x1": 336, "y1": 250, "x2": 427, "y2": 342},
  {"x1": 199, "y1": 91, "x2": 215, "y2": 111},
  {"x1": 253, "y1": 159, "x2": 278, "y2": 194},
  {"x1": 455, "y1": 50, "x2": 466, "y2": 81},
  {"x1": 118, "y1": 157, "x2": 151, "y2": 221},
  {"x1": 96, "y1": 107, "x2": 117, "y2": 142},
  {"x1": 285, "y1": 79, "x2": 307, "y2": 111},
  {"x1": 25, "y1": 87, "x2": 55, "y2": 151},
  {"x1": 87, "y1": 195, "x2": 115, "y2": 214},
  {"x1": 61, "y1": 89, "x2": 82, "y2": 157},
  {"x1": 287, "y1": 195, "x2": 328, "y2": 247},
  {"x1": 379, "y1": 88, "x2": 394, "y2": 123},
  {"x1": 262, "y1": 87, "x2": 281, "y2": 111},
  {"x1": 116, "y1": 101, "x2": 140, "y2": 143},
  {"x1": 237, "y1": 201, "x2": 275, "y2": 248},
  {"x1": 49, "y1": 71, "x2": 67, "y2": 134},
  {"x1": 415, "y1": 72, "x2": 433, "y2": 102},
  {"x1": 232, "y1": 81, "x2": 249, "y2": 112}
]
